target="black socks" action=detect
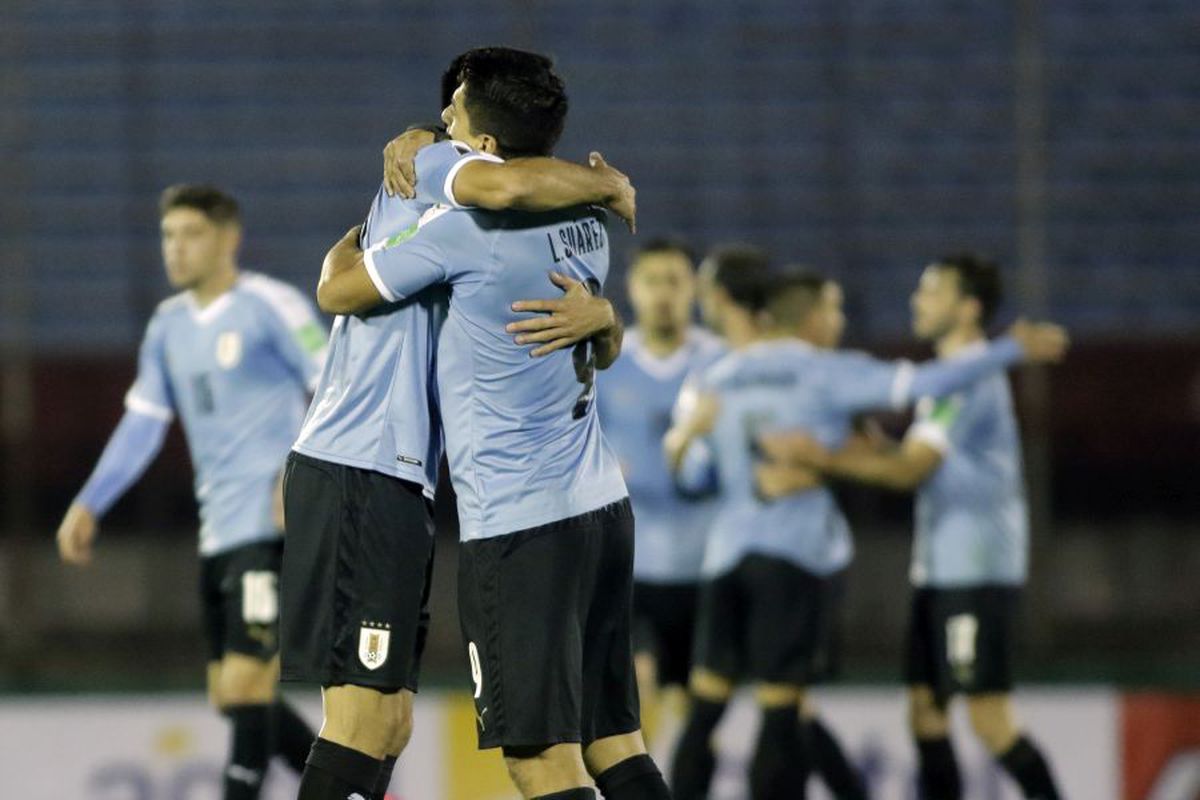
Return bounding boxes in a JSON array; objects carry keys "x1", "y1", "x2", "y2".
[
  {"x1": 374, "y1": 754, "x2": 398, "y2": 799},
  {"x1": 998, "y1": 735, "x2": 1062, "y2": 800},
  {"x1": 297, "y1": 738, "x2": 383, "y2": 800},
  {"x1": 594, "y1": 754, "x2": 671, "y2": 799},
  {"x1": 224, "y1": 704, "x2": 271, "y2": 800},
  {"x1": 750, "y1": 705, "x2": 806, "y2": 800},
  {"x1": 670, "y1": 697, "x2": 726, "y2": 800},
  {"x1": 532, "y1": 790, "x2": 596, "y2": 800},
  {"x1": 916, "y1": 736, "x2": 962, "y2": 800},
  {"x1": 806, "y1": 716, "x2": 866, "y2": 800},
  {"x1": 274, "y1": 699, "x2": 317, "y2": 774}
]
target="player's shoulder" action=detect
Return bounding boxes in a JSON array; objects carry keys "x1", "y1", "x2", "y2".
[
  {"x1": 238, "y1": 271, "x2": 316, "y2": 328},
  {"x1": 687, "y1": 326, "x2": 727, "y2": 362},
  {"x1": 147, "y1": 292, "x2": 190, "y2": 330}
]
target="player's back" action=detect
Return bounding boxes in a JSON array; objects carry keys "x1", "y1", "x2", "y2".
[
  {"x1": 294, "y1": 182, "x2": 447, "y2": 495},
  {"x1": 700, "y1": 338, "x2": 855, "y2": 578},
  {"x1": 911, "y1": 353, "x2": 1028, "y2": 587},
  {"x1": 434, "y1": 205, "x2": 627, "y2": 539}
]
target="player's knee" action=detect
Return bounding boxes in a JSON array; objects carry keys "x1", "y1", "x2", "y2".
[
  {"x1": 908, "y1": 685, "x2": 950, "y2": 739},
  {"x1": 206, "y1": 661, "x2": 224, "y2": 709},
  {"x1": 966, "y1": 694, "x2": 1018, "y2": 754},
  {"x1": 754, "y1": 682, "x2": 803, "y2": 709},
  {"x1": 583, "y1": 731, "x2": 648, "y2": 777},
  {"x1": 688, "y1": 667, "x2": 734, "y2": 702},
  {"x1": 634, "y1": 653, "x2": 658, "y2": 697},
  {"x1": 217, "y1": 654, "x2": 277, "y2": 707},
  {"x1": 321, "y1": 685, "x2": 407, "y2": 758},
  {"x1": 503, "y1": 743, "x2": 590, "y2": 797}
]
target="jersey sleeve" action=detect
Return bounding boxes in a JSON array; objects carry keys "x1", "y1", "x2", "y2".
[
  {"x1": 821, "y1": 351, "x2": 911, "y2": 414},
  {"x1": 124, "y1": 312, "x2": 175, "y2": 421},
  {"x1": 414, "y1": 140, "x2": 504, "y2": 209},
  {"x1": 75, "y1": 409, "x2": 170, "y2": 516},
  {"x1": 361, "y1": 208, "x2": 465, "y2": 302},
  {"x1": 252, "y1": 280, "x2": 329, "y2": 392}
]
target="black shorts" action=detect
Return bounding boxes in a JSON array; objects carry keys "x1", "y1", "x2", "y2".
[
  {"x1": 632, "y1": 580, "x2": 700, "y2": 688},
  {"x1": 279, "y1": 451, "x2": 435, "y2": 693},
  {"x1": 458, "y1": 498, "x2": 641, "y2": 750},
  {"x1": 905, "y1": 584, "x2": 1020, "y2": 705},
  {"x1": 200, "y1": 538, "x2": 284, "y2": 662},
  {"x1": 694, "y1": 555, "x2": 844, "y2": 686}
]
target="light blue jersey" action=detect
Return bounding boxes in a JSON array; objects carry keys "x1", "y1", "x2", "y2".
[
  {"x1": 906, "y1": 342, "x2": 1029, "y2": 587},
  {"x1": 126, "y1": 273, "x2": 327, "y2": 555},
  {"x1": 362, "y1": 148, "x2": 627, "y2": 540},
  {"x1": 596, "y1": 326, "x2": 726, "y2": 583},
  {"x1": 688, "y1": 336, "x2": 1027, "y2": 579},
  {"x1": 294, "y1": 141, "x2": 485, "y2": 495}
]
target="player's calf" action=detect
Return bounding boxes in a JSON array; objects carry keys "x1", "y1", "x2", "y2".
[
  {"x1": 217, "y1": 654, "x2": 280, "y2": 800},
  {"x1": 909, "y1": 685, "x2": 962, "y2": 800},
  {"x1": 751, "y1": 684, "x2": 808, "y2": 800},
  {"x1": 670, "y1": 667, "x2": 733, "y2": 799},
  {"x1": 967, "y1": 694, "x2": 1062, "y2": 800},
  {"x1": 584, "y1": 731, "x2": 671, "y2": 799}
]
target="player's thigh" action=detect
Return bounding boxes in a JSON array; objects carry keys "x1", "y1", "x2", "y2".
[
  {"x1": 280, "y1": 453, "x2": 435, "y2": 694},
  {"x1": 214, "y1": 539, "x2": 284, "y2": 703},
  {"x1": 690, "y1": 568, "x2": 748, "y2": 691},
  {"x1": 206, "y1": 661, "x2": 223, "y2": 709},
  {"x1": 754, "y1": 681, "x2": 804, "y2": 709},
  {"x1": 581, "y1": 501, "x2": 642, "y2": 747},
  {"x1": 458, "y1": 516, "x2": 596, "y2": 751},
  {"x1": 743, "y1": 556, "x2": 823, "y2": 686}
]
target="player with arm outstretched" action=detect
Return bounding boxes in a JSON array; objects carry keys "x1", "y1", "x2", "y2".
[
  {"x1": 759, "y1": 255, "x2": 1064, "y2": 800},
  {"x1": 664, "y1": 268, "x2": 1066, "y2": 799},
  {"x1": 55, "y1": 185, "x2": 328, "y2": 800}
]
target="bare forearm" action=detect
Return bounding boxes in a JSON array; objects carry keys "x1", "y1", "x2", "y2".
[
  {"x1": 317, "y1": 226, "x2": 380, "y2": 315},
  {"x1": 593, "y1": 309, "x2": 624, "y2": 370},
  {"x1": 824, "y1": 448, "x2": 924, "y2": 492},
  {"x1": 472, "y1": 158, "x2": 620, "y2": 211}
]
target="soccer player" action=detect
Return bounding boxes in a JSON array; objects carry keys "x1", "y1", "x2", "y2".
[
  {"x1": 759, "y1": 255, "x2": 1063, "y2": 800},
  {"x1": 665, "y1": 270, "x2": 1067, "y2": 799},
  {"x1": 595, "y1": 238, "x2": 725, "y2": 746},
  {"x1": 54, "y1": 185, "x2": 327, "y2": 800},
  {"x1": 281, "y1": 49, "x2": 640, "y2": 800},
  {"x1": 317, "y1": 47, "x2": 672, "y2": 800}
]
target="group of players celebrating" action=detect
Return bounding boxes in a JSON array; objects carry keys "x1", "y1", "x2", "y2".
[{"x1": 54, "y1": 45, "x2": 1067, "y2": 800}]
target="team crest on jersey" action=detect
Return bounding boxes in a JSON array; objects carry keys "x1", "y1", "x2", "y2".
[
  {"x1": 215, "y1": 331, "x2": 243, "y2": 369},
  {"x1": 358, "y1": 622, "x2": 391, "y2": 670}
]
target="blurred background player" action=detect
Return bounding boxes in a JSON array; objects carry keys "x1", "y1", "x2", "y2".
[
  {"x1": 763, "y1": 254, "x2": 1063, "y2": 800},
  {"x1": 666, "y1": 266, "x2": 1068, "y2": 799},
  {"x1": 282, "y1": 51, "x2": 638, "y2": 800},
  {"x1": 54, "y1": 185, "x2": 326, "y2": 800},
  {"x1": 595, "y1": 238, "x2": 725, "y2": 753}
]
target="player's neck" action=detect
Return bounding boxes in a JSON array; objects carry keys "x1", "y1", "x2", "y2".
[
  {"x1": 190, "y1": 265, "x2": 239, "y2": 308},
  {"x1": 936, "y1": 326, "x2": 985, "y2": 358},
  {"x1": 638, "y1": 325, "x2": 686, "y2": 357}
]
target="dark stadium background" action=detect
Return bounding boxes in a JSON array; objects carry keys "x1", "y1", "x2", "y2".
[{"x1": 1, "y1": 1, "x2": 1196, "y2": 699}]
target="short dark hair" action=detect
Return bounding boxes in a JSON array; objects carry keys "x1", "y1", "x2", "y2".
[
  {"x1": 455, "y1": 47, "x2": 568, "y2": 158},
  {"x1": 159, "y1": 184, "x2": 240, "y2": 224},
  {"x1": 629, "y1": 236, "x2": 697, "y2": 270},
  {"x1": 933, "y1": 252, "x2": 1003, "y2": 325},
  {"x1": 702, "y1": 244, "x2": 772, "y2": 312},
  {"x1": 766, "y1": 269, "x2": 828, "y2": 327},
  {"x1": 441, "y1": 52, "x2": 469, "y2": 109}
]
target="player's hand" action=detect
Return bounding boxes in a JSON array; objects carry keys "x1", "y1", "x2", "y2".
[
  {"x1": 1008, "y1": 319, "x2": 1070, "y2": 364},
  {"x1": 589, "y1": 152, "x2": 636, "y2": 233},
  {"x1": 507, "y1": 271, "x2": 616, "y2": 357},
  {"x1": 757, "y1": 431, "x2": 830, "y2": 469},
  {"x1": 56, "y1": 502, "x2": 98, "y2": 566},
  {"x1": 383, "y1": 128, "x2": 437, "y2": 199},
  {"x1": 755, "y1": 462, "x2": 823, "y2": 500}
]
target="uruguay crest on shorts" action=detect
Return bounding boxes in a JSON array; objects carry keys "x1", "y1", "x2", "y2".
[{"x1": 358, "y1": 621, "x2": 391, "y2": 670}]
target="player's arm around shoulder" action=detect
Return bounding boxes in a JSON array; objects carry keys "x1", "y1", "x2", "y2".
[{"x1": 758, "y1": 426, "x2": 944, "y2": 493}]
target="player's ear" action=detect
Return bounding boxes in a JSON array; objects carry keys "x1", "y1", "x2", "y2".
[{"x1": 476, "y1": 134, "x2": 500, "y2": 156}]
